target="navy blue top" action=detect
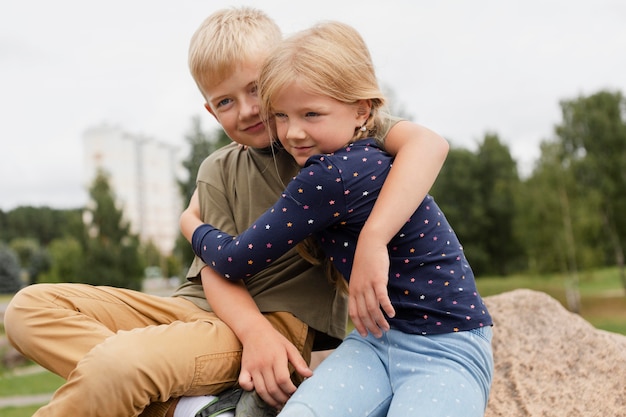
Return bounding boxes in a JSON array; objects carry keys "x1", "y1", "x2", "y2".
[{"x1": 193, "y1": 139, "x2": 492, "y2": 335}]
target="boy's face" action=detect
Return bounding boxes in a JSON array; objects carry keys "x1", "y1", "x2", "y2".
[{"x1": 203, "y1": 58, "x2": 271, "y2": 148}]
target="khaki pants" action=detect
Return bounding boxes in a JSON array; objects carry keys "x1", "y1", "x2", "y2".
[{"x1": 4, "y1": 283, "x2": 312, "y2": 417}]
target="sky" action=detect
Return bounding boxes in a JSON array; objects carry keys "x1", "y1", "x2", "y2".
[{"x1": 1, "y1": 0, "x2": 625, "y2": 211}]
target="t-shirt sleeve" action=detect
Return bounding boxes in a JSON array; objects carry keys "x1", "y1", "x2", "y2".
[
  {"x1": 375, "y1": 112, "x2": 404, "y2": 147},
  {"x1": 192, "y1": 157, "x2": 346, "y2": 281},
  {"x1": 186, "y1": 152, "x2": 238, "y2": 281}
]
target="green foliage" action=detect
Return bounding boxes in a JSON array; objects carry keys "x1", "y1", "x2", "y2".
[
  {"x1": 555, "y1": 90, "x2": 626, "y2": 288},
  {"x1": 38, "y1": 237, "x2": 83, "y2": 283},
  {"x1": 141, "y1": 241, "x2": 163, "y2": 269},
  {"x1": 9, "y1": 238, "x2": 50, "y2": 284},
  {"x1": 0, "y1": 370, "x2": 64, "y2": 396},
  {"x1": 0, "y1": 244, "x2": 23, "y2": 294},
  {"x1": 0, "y1": 206, "x2": 84, "y2": 246},
  {"x1": 79, "y1": 170, "x2": 144, "y2": 290},
  {"x1": 474, "y1": 134, "x2": 523, "y2": 274},
  {"x1": 431, "y1": 133, "x2": 523, "y2": 276}
]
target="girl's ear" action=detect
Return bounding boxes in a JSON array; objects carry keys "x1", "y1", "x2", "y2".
[{"x1": 356, "y1": 99, "x2": 372, "y2": 124}]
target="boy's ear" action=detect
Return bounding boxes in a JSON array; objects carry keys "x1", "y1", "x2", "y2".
[{"x1": 204, "y1": 102, "x2": 217, "y2": 120}]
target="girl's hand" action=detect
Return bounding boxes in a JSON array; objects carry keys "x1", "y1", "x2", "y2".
[{"x1": 348, "y1": 239, "x2": 395, "y2": 338}]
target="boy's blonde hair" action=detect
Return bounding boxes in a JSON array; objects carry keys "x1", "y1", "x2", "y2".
[
  {"x1": 258, "y1": 21, "x2": 387, "y2": 142},
  {"x1": 188, "y1": 7, "x2": 281, "y2": 99}
]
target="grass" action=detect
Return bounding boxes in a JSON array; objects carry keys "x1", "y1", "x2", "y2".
[
  {"x1": 475, "y1": 266, "x2": 626, "y2": 335},
  {"x1": 1, "y1": 267, "x2": 625, "y2": 416},
  {"x1": 0, "y1": 369, "x2": 64, "y2": 397}
]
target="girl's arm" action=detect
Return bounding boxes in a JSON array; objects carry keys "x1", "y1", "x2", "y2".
[
  {"x1": 349, "y1": 121, "x2": 449, "y2": 337},
  {"x1": 180, "y1": 189, "x2": 311, "y2": 407},
  {"x1": 190, "y1": 159, "x2": 345, "y2": 281}
]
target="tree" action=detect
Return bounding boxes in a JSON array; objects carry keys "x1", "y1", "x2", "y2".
[
  {"x1": 39, "y1": 236, "x2": 83, "y2": 284},
  {"x1": 81, "y1": 170, "x2": 144, "y2": 290},
  {"x1": 9, "y1": 237, "x2": 50, "y2": 284},
  {"x1": 0, "y1": 244, "x2": 23, "y2": 294},
  {"x1": 473, "y1": 133, "x2": 523, "y2": 275},
  {"x1": 431, "y1": 134, "x2": 522, "y2": 276},
  {"x1": 1, "y1": 206, "x2": 84, "y2": 246},
  {"x1": 556, "y1": 90, "x2": 626, "y2": 292},
  {"x1": 430, "y1": 146, "x2": 487, "y2": 270},
  {"x1": 515, "y1": 140, "x2": 603, "y2": 311}
]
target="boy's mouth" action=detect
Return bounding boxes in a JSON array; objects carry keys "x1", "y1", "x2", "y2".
[{"x1": 243, "y1": 122, "x2": 265, "y2": 134}]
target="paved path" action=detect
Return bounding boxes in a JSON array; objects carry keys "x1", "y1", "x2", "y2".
[{"x1": 0, "y1": 393, "x2": 53, "y2": 408}]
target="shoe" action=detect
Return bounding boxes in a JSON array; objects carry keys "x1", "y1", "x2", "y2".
[
  {"x1": 196, "y1": 388, "x2": 243, "y2": 417},
  {"x1": 235, "y1": 390, "x2": 278, "y2": 417}
]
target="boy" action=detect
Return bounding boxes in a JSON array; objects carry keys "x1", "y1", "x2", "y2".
[{"x1": 4, "y1": 7, "x2": 448, "y2": 417}]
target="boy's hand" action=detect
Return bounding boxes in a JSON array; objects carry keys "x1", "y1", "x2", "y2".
[
  {"x1": 238, "y1": 325, "x2": 312, "y2": 407},
  {"x1": 349, "y1": 239, "x2": 395, "y2": 338}
]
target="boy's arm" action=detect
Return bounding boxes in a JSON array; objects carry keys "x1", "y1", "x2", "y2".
[
  {"x1": 199, "y1": 267, "x2": 311, "y2": 407},
  {"x1": 180, "y1": 189, "x2": 203, "y2": 241},
  {"x1": 181, "y1": 189, "x2": 311, "y2": 407},
  {"x1": 349, "y1": 121, "x2": 449, "y2": 337}
]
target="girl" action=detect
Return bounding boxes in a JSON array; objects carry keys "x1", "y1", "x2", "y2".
[{"x1": 185, "y1": 21, "x2": 493, "y2": 417}]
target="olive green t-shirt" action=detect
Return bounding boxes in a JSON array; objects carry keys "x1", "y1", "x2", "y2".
[{"x1": 173, "y1": 143, "x2": 348, "y2": 348}]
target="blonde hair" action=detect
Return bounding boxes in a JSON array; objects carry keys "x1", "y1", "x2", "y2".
[
  {"x1": 258, "y1": 21, "x2": 387, "y2": 142},
  {"x1": 188, "y1": 7, "x2": 281, "y2": 99},
  {"x1": 258, "y1": 21, "x2": 389, "y2": 293}
]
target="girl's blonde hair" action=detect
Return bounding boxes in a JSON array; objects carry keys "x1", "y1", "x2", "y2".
[
  {"x1": 259, "y1": 21, "x2": 389, "y2": 293},
  {"x1": 258, "y1": 21, "x2": 387, "y2": 142},
  {"x1": 188, "y1": 7, "x2": 281, "y2": 99}
]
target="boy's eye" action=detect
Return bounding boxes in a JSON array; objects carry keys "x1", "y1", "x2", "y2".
[
  {"x1": 216, "y1": 98, "x2": 233, "y2": 108},
  {"x1": 305, "y1": 112, "x2": 320, "y2": 117}
]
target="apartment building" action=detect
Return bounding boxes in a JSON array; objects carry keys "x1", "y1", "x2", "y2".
[{"x1": 83, "y1": 125, "x2": 182, "y2": 255}]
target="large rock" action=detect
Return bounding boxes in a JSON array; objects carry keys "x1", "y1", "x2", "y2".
[{"x1": 485, "y1": 289, "x2": 626, "y2": 416}]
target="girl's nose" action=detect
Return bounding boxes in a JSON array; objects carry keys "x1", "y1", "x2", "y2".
[{"x1": 285, "y1": 122, "x2": 305, "y2": 140}]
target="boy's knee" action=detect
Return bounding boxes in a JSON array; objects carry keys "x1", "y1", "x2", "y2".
[{"x1": 3, "y1": 285, "x2": 47, "y2": 343}]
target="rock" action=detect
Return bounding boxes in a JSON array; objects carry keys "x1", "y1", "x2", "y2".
[{"x1": 485, "y1": 289, "x2": 626, "y2": 417}]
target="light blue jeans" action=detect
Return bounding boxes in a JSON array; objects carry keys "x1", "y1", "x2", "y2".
[{"x1": 279, "y1": 326, "x2": 493, "y2": 417}]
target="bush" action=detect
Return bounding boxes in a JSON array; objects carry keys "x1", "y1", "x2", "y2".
[{"x1": 0, "y1": 245, "x2": 23, "y2": 294}]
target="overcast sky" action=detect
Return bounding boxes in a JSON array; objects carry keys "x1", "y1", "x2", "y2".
[{"x1": 2, "y1": 0, "x2": 625, "y2": 211}]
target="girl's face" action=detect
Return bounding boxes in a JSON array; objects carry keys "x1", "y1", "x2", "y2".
[{"x1": 271, "y1": 80, "x2": 369, "y2": 166}]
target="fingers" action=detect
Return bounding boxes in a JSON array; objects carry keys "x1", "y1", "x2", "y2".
[
  {"x1": 238, "y1": 369, "x2": 254, "y2": 391},
  {"x1": 252, "y1": 366, "x2": 295, "y2": 407},
  {"x1": 241, "y1": 350, "x2": 308, "y2": 407},
  {"x1": 375, "y1": 284, "x2": 395, "y2": 319},
  {"x1": 349, "y1": 283, "x2": 394, "y2": 338},
  {"x1": 286, "y1": 345, "x2": 313, "y2": 379}
]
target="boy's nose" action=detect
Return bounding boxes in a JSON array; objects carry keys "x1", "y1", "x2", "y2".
[{"x1": 240, "y1": 97, "x2": 259, "y2": 118}]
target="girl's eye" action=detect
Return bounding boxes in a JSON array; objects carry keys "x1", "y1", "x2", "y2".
[
  {"x1": 274, "y1": 112, "x2": 287, "y2": 119},
  {"x1": 305, "y1": 112, "x2": 319, "y2": 117},
  {"x1": 250, "y1": 84, "x2": 258, "y2": 95}
]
